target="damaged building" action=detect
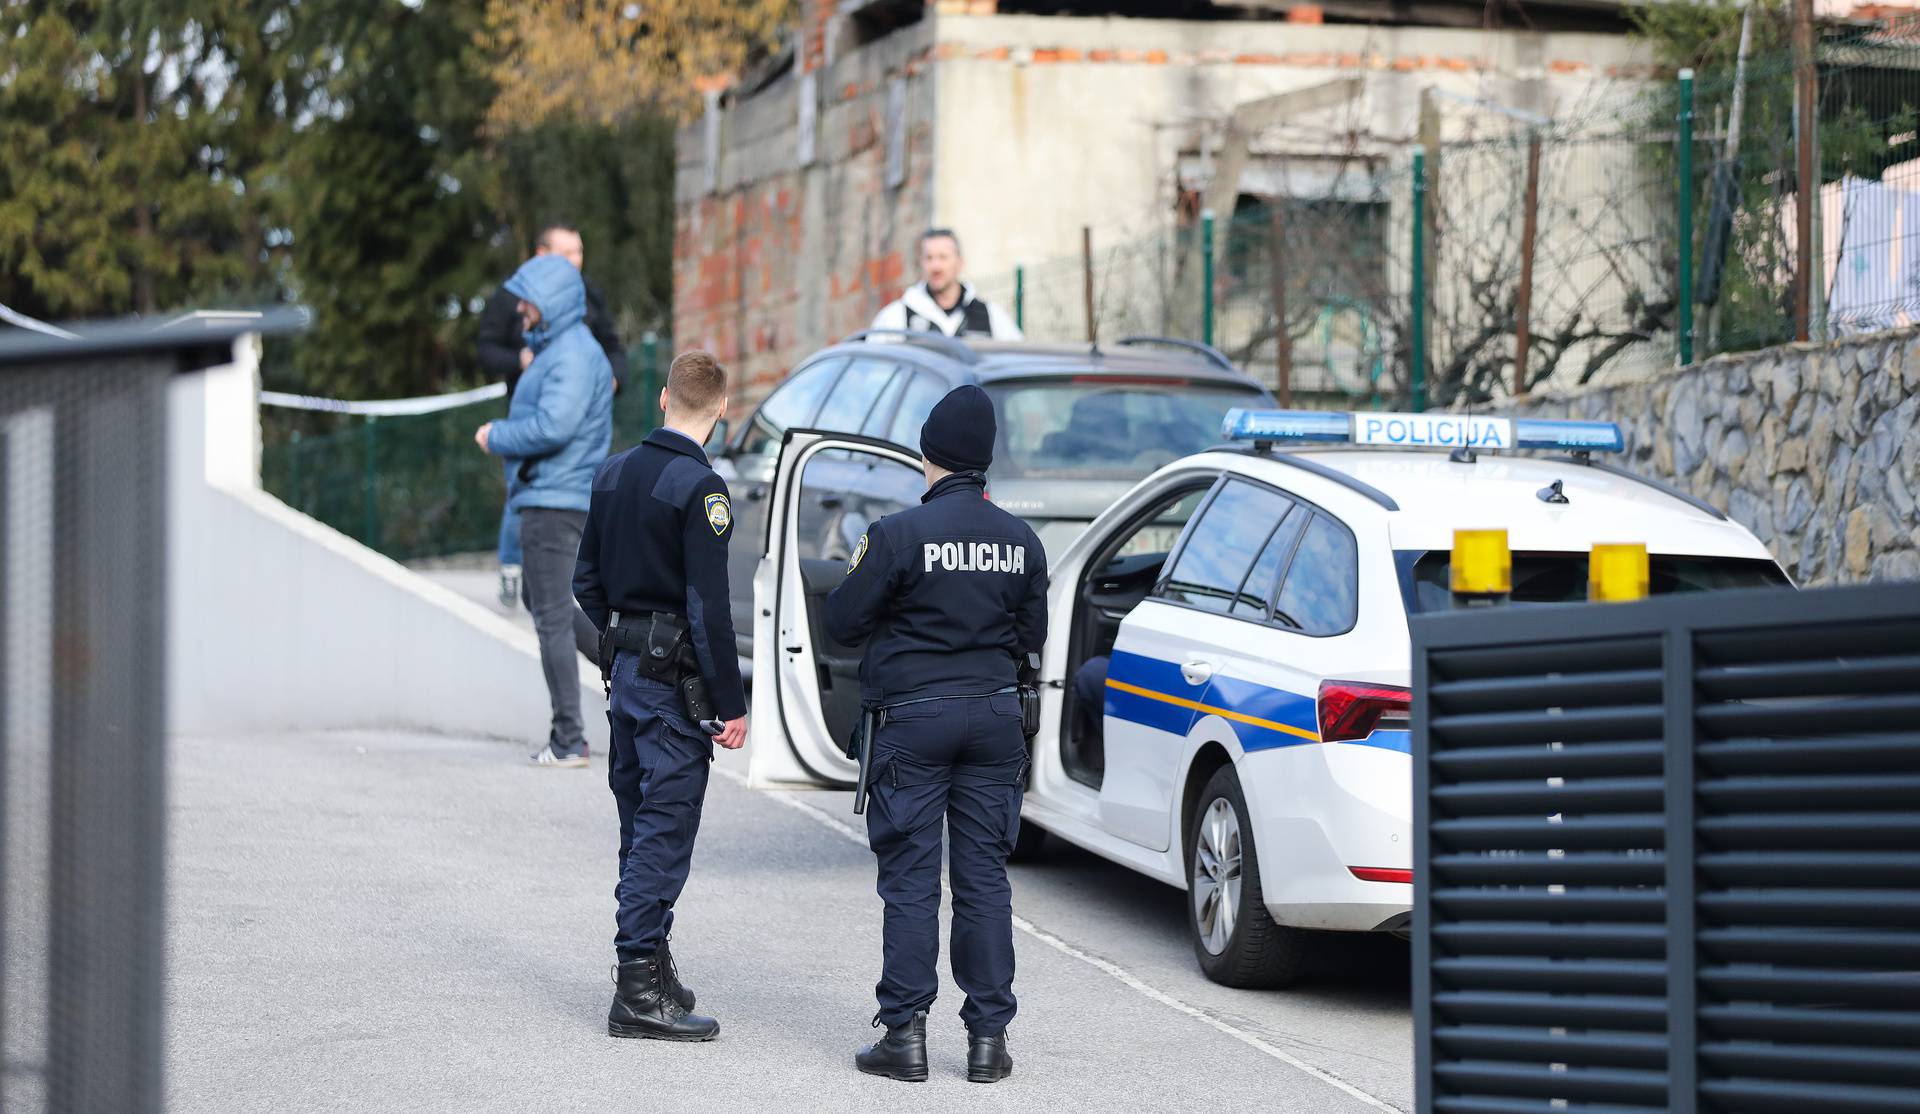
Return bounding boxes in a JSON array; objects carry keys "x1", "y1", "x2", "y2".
[{"x1": 674, "y1": 0, "x2": 1657, "y2": 402}]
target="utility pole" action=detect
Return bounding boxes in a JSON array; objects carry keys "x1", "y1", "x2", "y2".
[
  {"x1": 1793, "y1": 0, "x2": 1817, "y2": 341},
  {"x1": 1513, "y1": 131, "x2": 1542, "y2": 396}
]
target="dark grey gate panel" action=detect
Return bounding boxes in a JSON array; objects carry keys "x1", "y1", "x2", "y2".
[
  {"x1": 1413, "y1": 583, "x2": 1920, "y2": 1114},
  {"x1": 0, "y1": 311, "x2": 303, "y2": 1114}
]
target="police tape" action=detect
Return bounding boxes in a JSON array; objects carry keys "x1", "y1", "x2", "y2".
[{"x1": 258, "y1": 381, "x2": 507, "y2": 417}]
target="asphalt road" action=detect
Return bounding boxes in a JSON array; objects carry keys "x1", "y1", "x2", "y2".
[{"x1": 167, "y1": 729, "x2": 1410, "y2": 1113}]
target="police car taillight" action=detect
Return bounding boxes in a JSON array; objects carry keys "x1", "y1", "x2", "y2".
[{"x1": 1317, "y1": 680, "x2": 1411, "y2": 743}]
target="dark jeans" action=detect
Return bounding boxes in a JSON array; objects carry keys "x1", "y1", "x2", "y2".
[
  {"x1": 607, "y1": 655, "x2": 713, "y2": 957},
  {"x1": 518, "y1": 506, "x2": 599, "y2": 752},
  {"x1": 866, "y1": 692, "x2": 1026, "y2": 1036}
]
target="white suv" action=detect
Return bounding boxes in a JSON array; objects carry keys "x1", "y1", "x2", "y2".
[{"x1": 747, "y1": 411, "x2": 1786, "y2": 988}]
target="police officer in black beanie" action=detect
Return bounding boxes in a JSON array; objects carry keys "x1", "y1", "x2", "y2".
[{"x1": 825, "y1": 384, "x2": 1048, "y2": 1084}]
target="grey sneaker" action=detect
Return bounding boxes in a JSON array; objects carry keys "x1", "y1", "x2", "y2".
[
  {"x1": 532, "y1": 743, "x2": 588, "y2": 768},
  {"x1": 498, "y1": 565, "x2": 522, "y2": 609}
]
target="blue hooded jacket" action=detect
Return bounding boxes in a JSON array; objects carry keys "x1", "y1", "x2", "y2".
[{"x1": 489, "y1": 254, "x2": 613, "y2": 512}]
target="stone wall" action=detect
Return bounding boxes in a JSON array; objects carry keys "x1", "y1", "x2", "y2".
[{"x1": 1501, "y1": 327, "x2": 1920, "y2": 585}]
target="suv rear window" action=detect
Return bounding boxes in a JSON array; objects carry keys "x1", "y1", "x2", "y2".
[
  {"x1": 1402, "y1": 551, "x2": 1789, "y2": 612},
  {"x1": 985, "y1": 378, "x2": 1267, "y2": 480}
]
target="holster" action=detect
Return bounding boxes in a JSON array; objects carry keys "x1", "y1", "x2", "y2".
[
  {"x1": 607, "y1": 612, "x2": 717, "y2": 729},
  {"x1": 675, "y1": 643, "x2": 715, "y2": 726},
  {"x1": 1017, "y1": 652, "x2": 1042, "y2": 739}
]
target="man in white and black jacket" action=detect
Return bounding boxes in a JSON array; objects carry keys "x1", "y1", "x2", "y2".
[{"x1": 871, "y1": 228, "x2": 1023, "y2": 340}]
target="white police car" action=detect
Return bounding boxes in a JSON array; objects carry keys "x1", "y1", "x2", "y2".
[{"x1": 746, "y1": 411, "x2": 1786, "y2": 987}]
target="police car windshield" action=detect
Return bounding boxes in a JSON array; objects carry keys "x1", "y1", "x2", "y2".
[
  {"x1": 985, "y1": 378, "x2": 1267, "y2": 480},
  {"x1": 1401, "y1": 551, "x2": 1789, "y2": 612}
]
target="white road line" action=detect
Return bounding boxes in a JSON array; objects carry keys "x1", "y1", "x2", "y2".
[{"x1": 715, "y1": 768, "x2": 1405, "y2": 1113}]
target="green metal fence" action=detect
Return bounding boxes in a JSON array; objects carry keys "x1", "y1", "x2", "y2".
[{"x1": 261, "y1": 333, "x2": 666, "y2": 561}]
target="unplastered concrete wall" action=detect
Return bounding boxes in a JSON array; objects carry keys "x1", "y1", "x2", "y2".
[
  {"x1": 1498, "y1": 327, "x2": 1920, "y2": 585},
  {"x1": 167, "y1": 340, "x2": 607, "y2": 748},
  {"x1": 930, "y1": 14, "x2": 1653, "y2": 283}
]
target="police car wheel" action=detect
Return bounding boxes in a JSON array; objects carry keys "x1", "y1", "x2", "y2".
[
  {"x1": 1185, "y1": 767, "x2": 1307, "y2": 989},
  {"x1": 1008, "y1": 817, "x2": 1048, "y2": 862}
]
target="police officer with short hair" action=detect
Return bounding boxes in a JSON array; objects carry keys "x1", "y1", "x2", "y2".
[
  {"x1": 573, "y1": 349, "x2": 747, "y2": 1042},
  {"x1": 825, "y1": 385, "x2": 1047, "y2": 1084}
]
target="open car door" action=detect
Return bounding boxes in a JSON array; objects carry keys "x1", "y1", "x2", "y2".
[{"x1": 747, "y1": 429, "x2": 925, "y2": 788}]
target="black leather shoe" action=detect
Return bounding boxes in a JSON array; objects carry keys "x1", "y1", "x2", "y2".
[
  {"x1": 968, "y1": 1031, "x2": 1014, "y2": 1083},
  {"x1": 608, "y1": 956, "x2": 719, "y2": 1041},
  {"x1": 657, "y1": 935, "x2": 696, "y2": 1012},
  {"x1": 855, "y1": 1011, "x2": 928, "y2": 1082}
]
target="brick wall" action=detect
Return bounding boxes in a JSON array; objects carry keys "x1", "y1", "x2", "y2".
[{"x1": 672, "y1": 10, "x2": 937, "y2": 408}]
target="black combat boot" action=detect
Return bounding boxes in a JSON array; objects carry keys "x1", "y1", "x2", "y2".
[
  {"x1": 657, "y1": 935, "x2": 696, "y2": 1011},
  {"x1": 855, "y1": 1011, "x2": 928, "y2": 1082},
  {"x1": 968, "y1": 1031, "x2": 1014, "y2": 1083},
  {"x1": 607, "y1": 956, "x2": 719, "y2": 1041}
]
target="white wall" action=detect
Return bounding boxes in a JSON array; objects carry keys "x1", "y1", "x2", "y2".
[
  {"x1": 932, "y1": 15, "x2": 1655, "y2": 280},
  {"x1": 167, "y1": 338, "x2": 607, "y2": 749}
]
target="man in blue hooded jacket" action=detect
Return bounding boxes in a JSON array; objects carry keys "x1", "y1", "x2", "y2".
[{"x1": 475, "y1": 253, "x2": 614, "y2": 766}]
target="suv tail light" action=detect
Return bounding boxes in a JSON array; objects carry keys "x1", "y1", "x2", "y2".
[{"x1": 1317, "y1": 680, "x2": 1411, "y2": 743}]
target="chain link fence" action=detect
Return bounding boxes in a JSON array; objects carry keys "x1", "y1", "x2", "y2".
[{"x1": 977, "y1": 15, "x2": 1920, "y2": 410}]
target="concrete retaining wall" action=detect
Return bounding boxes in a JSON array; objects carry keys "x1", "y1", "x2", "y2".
[
  {"x1": 167, "y1": 341, "x2": 607, "y2": 748},
  {"x1": 1499, "y1": 327, "x2": 1920, "y2": 585}
]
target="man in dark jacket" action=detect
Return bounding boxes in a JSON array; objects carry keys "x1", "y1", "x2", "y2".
[
  {"x1": 474, "y1": 253, "x2": 614, "y2": 767},
  {"x1": 824, "y1": 385, "x2": 1047, "y2": 1084},
  {"x1": 477, "y1": 222, "x2": 625, "y2": 608}
]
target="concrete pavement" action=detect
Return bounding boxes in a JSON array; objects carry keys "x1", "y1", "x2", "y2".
[{"x1": 167, "y1": 729, "x2": 1409, "y2": 1112}]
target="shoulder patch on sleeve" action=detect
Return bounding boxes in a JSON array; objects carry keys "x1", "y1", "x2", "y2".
[
  {"x1": 847, "y1": 533, "x2": 869, "y2": 574},
  {"x1": 704, "y1": 492, "x2": 732, "y2": 536}
]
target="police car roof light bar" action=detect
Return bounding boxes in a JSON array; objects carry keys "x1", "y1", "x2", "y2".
[{"x1": 1221, "y1": 408, "x2": 1625, "y2": 455}]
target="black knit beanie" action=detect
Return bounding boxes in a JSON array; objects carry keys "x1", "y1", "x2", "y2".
[{"x1": 919, "y1": 384, "x2": 996, "y2": 473}]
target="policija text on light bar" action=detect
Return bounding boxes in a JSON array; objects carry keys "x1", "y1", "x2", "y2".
[{"x1": 1220, "y1": 409, "x2": 1626, "y2": 455}]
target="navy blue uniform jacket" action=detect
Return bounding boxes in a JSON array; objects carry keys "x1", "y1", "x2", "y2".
[
  {"x1": 574, "y1": 427, "x2": 747, "y2": 721},
  {"x1": 824, "y1": 471, "x2": 1048, "y2": 707}
]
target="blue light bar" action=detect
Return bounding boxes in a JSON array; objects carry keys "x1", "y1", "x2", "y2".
[
  {"x1": 1512, "y1": 418, "x2": 1626, "y2": 453},
  {"x1": 1221, "y1": 409, "x2": 1625, "y2": 454},
  {"x1": 1222, "y1": 408, "x2": 1351, "y2": 442}
]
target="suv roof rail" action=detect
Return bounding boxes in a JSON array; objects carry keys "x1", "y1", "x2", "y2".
[
  {"x1": 841, "y1": 329, "x2": 980, "y2": 365},
  {"x1": 1114, "y1": 335, "x2": 1235, "y2": 372}
]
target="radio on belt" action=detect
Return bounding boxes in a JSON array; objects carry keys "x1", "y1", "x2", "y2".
[{"x1": 1222, "y1": 408, "x2": 1626, "y2": 454}]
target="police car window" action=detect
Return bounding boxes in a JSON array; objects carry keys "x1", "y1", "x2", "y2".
[
  {"x1": 1272, "y1": 514, "x2": 1358, "y2": 636},
  {"x1": 813, "y1": 358, "x2": 897, "y2": 433},
  {"x1": 795, "y1": 447, "x2": 924, "y2": 564},
  {"x1": 886, "y1": 373, "x2": 947, "y2": 452},
  {"x1": 1230, "y1": 503, "x2": 1309, "y2": 620},
  {"x1": 860, "y1": 369, "x2": 910, "y2": 440},
  {"x1": 741, "y1": 359, "x2": 843, "y2": 457},
  {"x1": 1156, "y1": 481, "x2": 1292, "y2": 614}
]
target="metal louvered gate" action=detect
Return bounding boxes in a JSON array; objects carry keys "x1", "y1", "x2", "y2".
[
  {"x1": 0, "y1": 312, "x2": 301, "y2": 1114},
  {"x1": 1411, "y1": 583, "x2": 1920, "y2": 1114}
]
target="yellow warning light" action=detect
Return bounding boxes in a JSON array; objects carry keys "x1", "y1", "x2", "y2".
[
  {"x1": 1589, "y1": 543, "x2": 1650, "y2": 602},
  {"x1": 1451, "y1": 529, "x2": 1512, "y2": 596}
]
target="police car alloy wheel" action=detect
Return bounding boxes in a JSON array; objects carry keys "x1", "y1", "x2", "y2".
[{"x1": 1186, "y1": 767, "x2": 1306, "y2": 988}]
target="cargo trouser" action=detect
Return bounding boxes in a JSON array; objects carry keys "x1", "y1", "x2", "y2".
[
  {"x1": 607, "y1": 653, "x2": 713, "y2": 959},
  {"x1": 866, "y1": 692, "x2": 1027, "y2": 1037}
]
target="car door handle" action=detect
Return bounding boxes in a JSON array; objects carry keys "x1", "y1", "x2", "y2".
[
  {"x1": 817, "y1": 494, "x2": 843, "y2": 509},
  {"x1": 1180, "y1": 661, "x2": 1214, "y2": 686},
  {"x1": 746, "y1": 485, "x2": 768, "y2": 502}
]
